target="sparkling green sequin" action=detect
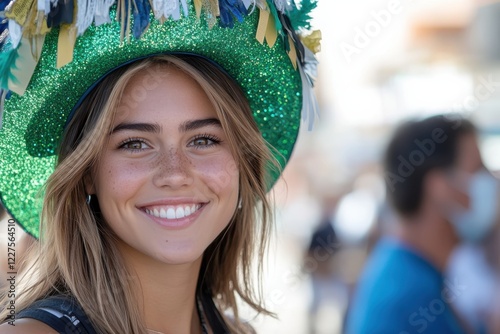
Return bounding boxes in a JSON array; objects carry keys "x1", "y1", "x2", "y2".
[{"x1": 0, "y1": 7, "x2": 302, "y2": 238}]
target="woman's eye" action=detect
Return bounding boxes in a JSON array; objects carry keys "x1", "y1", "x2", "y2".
[
  {"x1": 120, "y1": 140, "x2": 149, "y2": 150},
  {"x1": 189, "y1": 135, "x2": 221, "y2": 148},
  {"x1": 194, "y1": 138, "x2": 212, "y2": 146}
]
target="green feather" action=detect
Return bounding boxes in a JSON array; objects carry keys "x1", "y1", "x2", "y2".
[
  {"x1": 267, "y1": 0, "x2": 283, "y2": 36},
  {"x1": 288, "y1": 0, "x2": 317, "y2": 31},
  {"x1": 0, "y1": 39, "x2": 39, "y2": 95},
  {"x1": 0, "y1": 47, "x2": 16, "y2": 90}
]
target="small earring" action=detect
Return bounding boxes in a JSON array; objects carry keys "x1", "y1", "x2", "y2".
[
  {"x1": 86, "y1": 194, "x2": 91, "y2": 205},
  {"x1": 238, "y1": 198, "x2": 242, "y2": 209}
]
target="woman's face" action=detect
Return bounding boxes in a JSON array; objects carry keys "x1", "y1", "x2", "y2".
[{"x1": 89, "y1": 65, "x2": 239, "y2": 265}]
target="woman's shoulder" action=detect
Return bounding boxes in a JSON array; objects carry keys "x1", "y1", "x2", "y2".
[
  {"x1": 1, "y1": 294, "x2": 95, "y2": 334},
  {"x1": 0, "y1": 318, "x2": 58, "y2": 333}
]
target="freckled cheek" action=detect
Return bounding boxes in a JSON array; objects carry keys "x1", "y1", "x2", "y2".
[
  {"x1": 96, "y1": 159, "x2": 151, "y2": 196},
  {"x1": 193, "y1": 155, "x2": 239, "y2": 194}
]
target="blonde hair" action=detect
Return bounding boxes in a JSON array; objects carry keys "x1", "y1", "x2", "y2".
[{"x1": 0, "y1": 55, "x2": 277, "y2": 333}]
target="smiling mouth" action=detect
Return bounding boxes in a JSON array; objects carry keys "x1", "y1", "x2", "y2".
[{"x1": 144, "y1": 204, "x2": 202, "y2": 219}]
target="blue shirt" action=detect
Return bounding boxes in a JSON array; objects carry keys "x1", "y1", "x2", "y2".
[{"x1": 345, "y1": 238, "x2": 467, "y2": 334}]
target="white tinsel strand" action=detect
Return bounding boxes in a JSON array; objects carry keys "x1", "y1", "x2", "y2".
[
  {"x1": 298, "y1": 47, "x2": 319, "y2": 130},
  {"x1": 0, "y1": 29, "x2": 8, "y2": 47},
  {"x1": 0, "y1": 89, "x2": 7, "y2": 130},
  {"x1": 255, "y1": 0, "x2": 267, "y2": 11},
  {"x1": 42, "y1": 0, "x2": 59, "y2": 16},
  {"x1": 95, "y1": 0, "x2": 115, "y2": 26},
  {"x1": 8, "y1": 20, "x2": 21, "y2": 49},
  {"x1": 152, "y1": 0, "x2": 165, "y2": 20},
  {"x1": 180, "y1": 0, "x2": 188, "y2": 17},
  {"x1": 273, "y1": 0, "x2": 287, "y2": 12},
  {"x1": 241, "y1": 0, "x2": 256, "y2": 10},
  {"x1": 164, "y1": 0, "x2": 180, "y2": 20},
  {"x1": 76, "y1": 0, "x2": 98, "y2": 36},
  {"x1": 37, "y1": 0, "x2": 49, "y2": 12}
]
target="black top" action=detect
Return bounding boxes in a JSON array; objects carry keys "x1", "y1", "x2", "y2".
[
  {"x1": 16, "y1": 292, "x2": 231, "y2": 334},
  {"x1": 16, "y1": 295, "x2": 97, "y2": 334}
]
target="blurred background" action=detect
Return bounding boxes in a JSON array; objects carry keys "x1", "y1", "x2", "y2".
[{"x1": 248, "y1": 0, "x2": 500, "y2": 332}]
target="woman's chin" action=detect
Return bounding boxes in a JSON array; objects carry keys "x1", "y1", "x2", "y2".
[{"x1": 152, "y1": 245, "x2": 205, "y2": 266}]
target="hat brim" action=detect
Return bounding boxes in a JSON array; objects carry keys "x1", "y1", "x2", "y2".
[{"x1": 0, "y1": 8, "x2": 302, "y2": 238}]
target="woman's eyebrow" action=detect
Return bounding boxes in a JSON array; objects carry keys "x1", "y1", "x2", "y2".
[
  {"x1": 179, "y1": 118, "x2": 221, "y2": 132},
  {"x1": 111, "y1": 122, "x2": 162, "y2": 134},
  {"x1": 110, "y1": 118, "x2": 221, "y2": 134}
]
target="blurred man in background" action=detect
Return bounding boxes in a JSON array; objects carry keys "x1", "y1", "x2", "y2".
[{"x1": 345, "y1": 115, "x2": 499, "y2": 333}]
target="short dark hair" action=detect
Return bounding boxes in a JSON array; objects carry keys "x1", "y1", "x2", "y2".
[{"x1": 383, "y1": 115, "x2": 476, "y2": 216}]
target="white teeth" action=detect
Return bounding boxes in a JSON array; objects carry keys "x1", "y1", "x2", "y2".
[
  {"x1": 176, "y1": 207, "x2": 185, "y2": 219},
  {"x1": 145, "y1": 204, "x2": 202, "y2": 219},
  {"x1": 166, "y1": 208, "x2": 176, "y2": 219}
]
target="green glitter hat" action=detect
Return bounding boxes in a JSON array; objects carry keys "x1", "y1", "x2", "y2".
[{"x1": 0, "y1": 0, "x2": 320, "y2": 238}]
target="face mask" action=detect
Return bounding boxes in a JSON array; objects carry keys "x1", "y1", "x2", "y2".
[{"x1": 450, "y1": 170, "x2": 499, "y2": 243}]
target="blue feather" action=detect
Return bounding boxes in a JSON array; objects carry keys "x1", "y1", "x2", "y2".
[
  {"x1": 132, "y1": 0, "x2": 151, "y2": 39},
  {"x1": 46, "y1": 0, "x2": 75, "y2": 28},
  {"x1": 219, "y1": 0, "x2": 248, "y2": 28}
]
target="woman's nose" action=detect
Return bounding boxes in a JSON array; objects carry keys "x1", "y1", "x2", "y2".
[{"x1": 152, "y1": 148, "x2": 193, "y2": 189}]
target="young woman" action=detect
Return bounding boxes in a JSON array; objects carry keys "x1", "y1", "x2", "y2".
[{"x1": 0, "y1": 1, "x2": 319, "y2": 333}]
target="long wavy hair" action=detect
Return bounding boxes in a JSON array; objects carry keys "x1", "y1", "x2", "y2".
[{"x1": 0, "y1": 55, "x2": 278, "y2": 333}]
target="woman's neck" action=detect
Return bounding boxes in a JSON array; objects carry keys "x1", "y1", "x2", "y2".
[{"x1": 117, "y1": 241, "x2": 204, "y2": 334}]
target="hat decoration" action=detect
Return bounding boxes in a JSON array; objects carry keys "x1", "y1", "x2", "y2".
[
  {"x1": 0, "y1": 0, "x2": 320, "y2": 127},
  {"x1": 0, "y1": 0, "x2": 320, "y2": 238}
]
